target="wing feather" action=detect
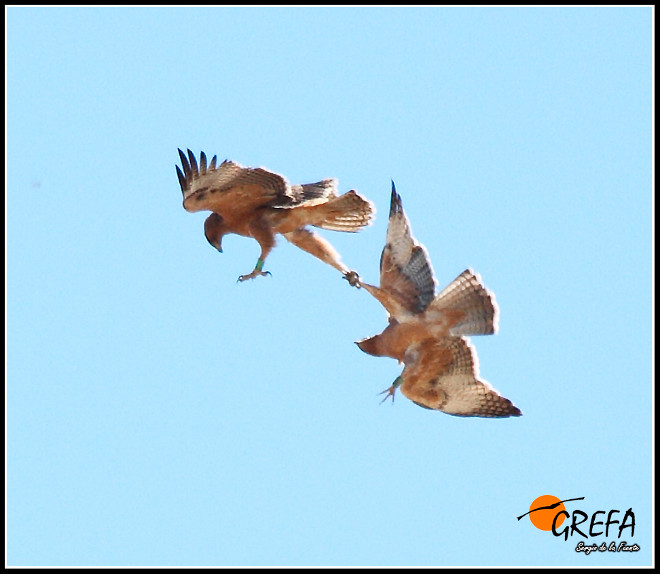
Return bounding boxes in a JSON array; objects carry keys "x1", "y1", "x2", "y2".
[
  {"x1": 178, "y1": 148, "x2": 191, "y2": 189},
  {"x1": 187, "y1": 149, "x2": 199, "y2": 178}
]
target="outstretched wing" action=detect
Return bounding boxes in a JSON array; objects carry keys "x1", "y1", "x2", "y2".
[
  {"x1": 176, "y1": 149, "x2": 295, "y2": 214},
  {"x1": 378, "y1": 182, "x2": 436, "y2": 316},
  {"x1": 399, "y1": 337, "x2": 521, "y2": 417}
]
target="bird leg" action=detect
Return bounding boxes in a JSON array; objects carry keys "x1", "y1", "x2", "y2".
[
  {"x1": 237, "y1": 222, "x2": 275, "y2": 282},
  {"x1": 237, "y1": 257, "x2": 272, "y2": 282},
  {"x1": 379, "y1": 375, "x2": 403, "y2": 404},
  {"x1": 282, "y1": 228, "x2": 353, "y2": 276}
]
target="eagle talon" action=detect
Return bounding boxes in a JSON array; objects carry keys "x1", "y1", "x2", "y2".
[
  {"x1": 343, "y1": 270, "x2": 361, "y2": 288},
  {"x1": 378, "y1": 376, "x2": 403, "y2": 405},
  {"x1": 378, "y1": 386, "x2": 398, "y2": 405},
  {"x1": 237, "y1": 270, "x2": 272, "y2": 282}
]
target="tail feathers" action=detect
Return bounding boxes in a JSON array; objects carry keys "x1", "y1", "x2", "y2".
[
  {"x1": 314, "y1": 190, "x2": 376, "y2": 232},
  {"x1": 428, "y1": 269, "x2": 499, "y2": 336}
]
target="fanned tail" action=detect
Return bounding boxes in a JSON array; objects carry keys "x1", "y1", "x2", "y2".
[
  {"x1": 313, "y1": 190, "x2": 376, "y2": 232},
  {"x1": 428, "y1": 269, "x2": 499, "y2": 336}
]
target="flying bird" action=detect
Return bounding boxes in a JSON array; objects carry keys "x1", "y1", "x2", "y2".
[
  {"x1": 177, "y1": 149, "x2": 375, "y2": 282},
  {"x1": 352, "y1": 182, "x2": 521, "y2": 418}
]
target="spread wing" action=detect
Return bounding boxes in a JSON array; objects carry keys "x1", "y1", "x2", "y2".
[
  {"x1": 377, "y1": 181, "x2": 436, "y2": 317},
  {"x1": 177, "y1": 149, "x2": 325, "y2": 215},
  {"x1": 399, "y1": 337, "x2": 521, "y2": 417}
]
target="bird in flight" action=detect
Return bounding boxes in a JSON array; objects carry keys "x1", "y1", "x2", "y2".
[
  {"x1": 351, "y1": 182, "x2": 521, "y2": 418},
  {"x1": 177, "y1": 149, "x2": 375, "y2": 282}
]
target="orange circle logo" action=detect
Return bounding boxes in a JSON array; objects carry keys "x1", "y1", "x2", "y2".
[{"x1": 528, "y1": 495, "x2": 566, "y2": 531}]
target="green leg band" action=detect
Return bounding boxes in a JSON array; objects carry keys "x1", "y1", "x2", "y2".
[
  {"x1": 255, "y1": 258, "x2": 265, "y2": 272},
  {"x1": 392, "y1": 376, "x2": 403, "y2": 389}
]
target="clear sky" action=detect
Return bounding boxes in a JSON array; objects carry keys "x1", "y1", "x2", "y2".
[{"x1": 7, "y1": 6, "x2": 653, "y2": 567}]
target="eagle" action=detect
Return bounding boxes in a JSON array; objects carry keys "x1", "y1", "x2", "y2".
[
  {"x1": 351, "y1": 182, "x2": 521, "y2": 418},
  {"x1": 177, "y1": 149, "x2": 375, "y2": 282}
]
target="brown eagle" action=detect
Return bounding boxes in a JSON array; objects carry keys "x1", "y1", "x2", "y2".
[
  {"x1": 177, "y1": 149, "x2": 375, "y2": 281},
  {"x1": 351, "y1": 182, "x2": 521, "y2": 418}
]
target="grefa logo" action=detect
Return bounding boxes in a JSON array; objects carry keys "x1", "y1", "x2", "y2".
[{"x1": 517, "y1": 495, "x2": 639, "y2": 554}]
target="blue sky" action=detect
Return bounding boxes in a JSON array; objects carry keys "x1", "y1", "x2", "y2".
[{"x1": 7, "y1": 6, "x2": 653, "y2": 567}]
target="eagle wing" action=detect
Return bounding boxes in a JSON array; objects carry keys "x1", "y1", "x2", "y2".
[
  {"x1": 377, "y1": 182, "x2": 437, "y2": 317},
  {"x1": 177, "y1": 149, "x2": 316, "y2": 215},
  {"x1": 399, "y1": 336, "x2": 521, "y2": 417}
]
